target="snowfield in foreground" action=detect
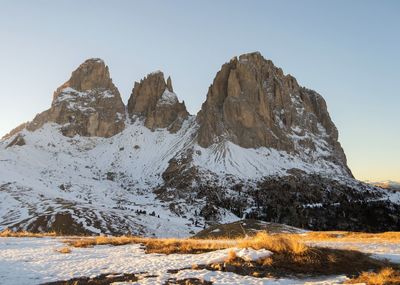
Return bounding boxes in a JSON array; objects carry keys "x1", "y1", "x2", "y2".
[{"x1": 1, "y1": 237, "x2": 399, "y2": 285}]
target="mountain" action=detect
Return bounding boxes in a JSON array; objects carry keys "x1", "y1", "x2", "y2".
[
  {"x1": 1, "y1": 52, "x2": 399, "y2": 236},
  {"x1": 5, "y1": 58, "x2": 126, "y2": 140}
]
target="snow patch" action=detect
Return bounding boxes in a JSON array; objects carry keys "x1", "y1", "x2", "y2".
[
  {"x1": 193, "y1": 140, "x2": 347, "y2": 179},
  {"x1": 157, "y1": 89, "x2": 178, "y2": 106}
]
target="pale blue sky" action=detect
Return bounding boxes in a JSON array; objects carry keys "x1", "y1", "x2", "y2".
[{"x1": 0, "y1": 0, "x2": 399, "y2": 181}]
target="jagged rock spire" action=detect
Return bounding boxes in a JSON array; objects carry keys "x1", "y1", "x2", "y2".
[
  {"x1": 127, "y1": 71, "x2": 188, "y2": 133},
  {"x1": 166, "y1": 76, "x2": 173, "y2": 92}
]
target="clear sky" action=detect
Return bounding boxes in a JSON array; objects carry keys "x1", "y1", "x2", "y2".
[{"x1": 0, "y1": 0, "x2": 399, "y2": 182}]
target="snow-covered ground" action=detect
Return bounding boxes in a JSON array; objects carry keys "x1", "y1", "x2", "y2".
[{"x1": 0, "y1": 237, "x2": 365, "y2": 285}]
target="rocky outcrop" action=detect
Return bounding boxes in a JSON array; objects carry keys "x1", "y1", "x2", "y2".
[
  {"x1": 197, "y1": 52, "x2": 351, "y2": 176},
  {"x1": 26, "y1": 58, "x2": 126, "y2": 138},
  {"x1": 127, "y1": 71, "x2": 189, "y2": 133},
  {"x1": 6, "y1": 134, "x2": 26, "y2": 148},
  {"x1": 2, "y1": 122, "x2": 28, "y2": 140}
]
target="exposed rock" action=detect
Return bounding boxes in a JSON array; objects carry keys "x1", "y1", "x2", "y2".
[
  {"x1": 2, "y1": 122, "x2": 28, "y2": 140},
  {"x1": 26, "y1": 58, "x2": 126, "y2": 138},
  {"x1": 65, "y1": 58, "x2": 115, "y2": 91},
  {"x1": 197, "y1": 52, "x2": 351, "y2": 176},
  {"x1": 166, "y1": 76, "x2": 174, "y2": 92},
  {"x1": 127, "y1": 71, "x2": 189, "y2": 132},
  {"x1": 6, "y1": 134, "x2": 26, "y2": 148}
]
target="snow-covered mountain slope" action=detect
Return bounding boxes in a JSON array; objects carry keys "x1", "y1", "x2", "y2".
[
  {"x1": 192, "y1": 137, "x2": 347, "y2": 180},
  {"x1": 0, "y1": 116, "x2": 347, "y2": 236},
  {"x1": 1, "y1": 118, "x2": 399, "y2": 235},
  {"x1": 0, "y1": 118, "x2": 229, "y2": 237},
  {"x1": 1, "y1": 52, "x2": 399, "y2": 235}
]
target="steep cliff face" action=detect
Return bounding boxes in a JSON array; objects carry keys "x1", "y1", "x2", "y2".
[
  {"x1": 196, "y1": 52, "x2": 351, "y2": 176},
  {"x1": 127, "y1": 71, "x2": 189, "y2": 132},
  {"x1": 25, "y1": 59, "x2": 126, "y2": 138}
]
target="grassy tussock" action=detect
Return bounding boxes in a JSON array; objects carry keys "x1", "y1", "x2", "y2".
[
  {"x1": 0, "y1": 229, "x2": 56, "y2": 238},
  {"x1": 224, "y1": 250, "x2": 237, "y2": 263},
  {"x1": 238, "y1": 232, "x2": 308, "y2": 254},
  {"x1": 346, "y1": 267, "x2": 400, "y2": 285}
]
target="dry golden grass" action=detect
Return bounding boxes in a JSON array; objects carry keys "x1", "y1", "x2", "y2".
[
  {"x1": 238, "y1": 232, "x2": 308, "y2": 254},
  {"x1": 67, "y1": 231, "x2": 400, "y2": 258},
  {"x1": 346, "y1": 267, "x2": 400, "y2": 285},
  {"x1": 65, "y1": 235, "x2": 234, "y2": 254},
  {"x1": 64, "y1": 232, "x2": 308, "y2": 255},
  {"x1": 144, "y1": 237, "x2": 233, "y2": 254},
  {"x1": 224, "y1": 250, "x2": 237, "y2": 263},
  {"x1": 0, "y1": 229, "x2": 56, "y2": 238},
  {"x1": 295, "y1": 231, "x2": 400, "y2": 243},
  {"x1": 55, "y1": 247, "x2": 72, "y2": 254},
  {"x1": 67, "y1": 236, "x2": 138, "y2": 248}
]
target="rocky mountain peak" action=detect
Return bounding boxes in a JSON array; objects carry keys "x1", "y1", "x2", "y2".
[
  {"x1": 127, "y1": 71, "x2": 189, "y2": 133},
  {"x1": 61, "y1": 58, "x2": 114, "y2": 92},
  {"x1": 197, "y1": 52, "x2": 351, "y2": 176},
  {"x1": 25, "y1": 58, "x2": 126, "y2": 138}
]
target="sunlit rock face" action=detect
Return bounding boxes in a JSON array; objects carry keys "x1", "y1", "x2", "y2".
[
  {"x1": 127, "y1": 71, "x2": 189, "y2": 133},
  {"x1": 25, "y1": 58, "x2": 126, "y2": 138},
  {"x1": 196, "y1": 52, "x2": 351, "y2": 176}
]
